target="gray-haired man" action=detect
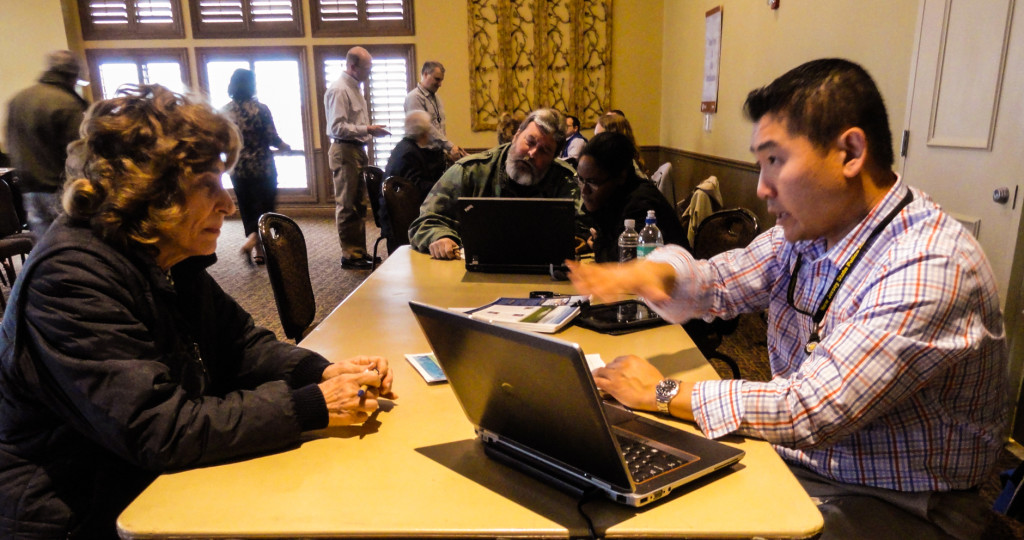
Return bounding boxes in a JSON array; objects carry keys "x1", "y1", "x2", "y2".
[{"x1": 408, "y1": 108, "x2": 579, "y2": 259}]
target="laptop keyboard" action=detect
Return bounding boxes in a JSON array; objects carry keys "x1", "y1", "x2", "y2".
[{"x1": 617, "y1": 436, "x2": 692, "y2": 483}]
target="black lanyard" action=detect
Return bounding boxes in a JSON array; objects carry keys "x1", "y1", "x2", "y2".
[{"x1": 787, "y1": 189, "x2": 914, "y2": 353}]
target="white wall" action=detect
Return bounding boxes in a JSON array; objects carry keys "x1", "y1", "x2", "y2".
[{"x1": 0, "y1": 0, "x2": 71, "y2": 150}]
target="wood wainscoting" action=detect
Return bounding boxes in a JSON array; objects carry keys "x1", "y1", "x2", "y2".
[{"x1": 642, "y1": 146, "x2": 774, "y2": 231}]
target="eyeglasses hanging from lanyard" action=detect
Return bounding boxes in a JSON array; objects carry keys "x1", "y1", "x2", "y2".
[{"x1": 786, "y1": 190, "x2": 914, "y2": 354}]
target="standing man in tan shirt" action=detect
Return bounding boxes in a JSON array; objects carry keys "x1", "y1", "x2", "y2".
[{"x1": 324, "y1": 46, "x2": 390, "y2": 269}]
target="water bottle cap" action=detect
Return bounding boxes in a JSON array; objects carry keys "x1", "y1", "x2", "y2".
[
  {"x1": 624, "y1": 219, "x2": 635, "y2": 228},
  {"x1": 647, "y1": 210, "x2": 656, "y2": 217}
]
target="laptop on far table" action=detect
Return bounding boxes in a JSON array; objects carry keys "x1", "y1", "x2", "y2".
[
  {"x1": 457, "y1": 197, "x2": 576, "y2": 274},
  {"x1": 409, "y1": 300, "x2": 745, "y2": 507}
]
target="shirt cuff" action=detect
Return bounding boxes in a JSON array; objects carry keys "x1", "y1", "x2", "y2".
[
  {"x1": 692, "y1": 379, "x2": 745, "y2": 439},
  {"x1": 291, "y1": 384, "x2": 329, "y2": 432},
  {"x1": 643, "y1": 245, "x2": 708, "y2": 323}
]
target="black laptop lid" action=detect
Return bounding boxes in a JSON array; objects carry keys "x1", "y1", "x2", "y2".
[
  {"x1": 409, "y1": 301, "x2": 632, "y2": 489},
  {"x1": 457, "y1": 197, "x2": 576, "y2": 273}
]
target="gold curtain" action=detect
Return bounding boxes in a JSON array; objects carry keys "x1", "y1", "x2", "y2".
[{"x1": 468, "y1": 0, "x2": 612, "y2": 131}]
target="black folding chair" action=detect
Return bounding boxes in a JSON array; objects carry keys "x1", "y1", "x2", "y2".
[
  {"x1": 683, "y1": 208, "x2": 760, "y2": 378},
  {"x1": 258, "y1": 212, "x2": 316, "y2": 342}
]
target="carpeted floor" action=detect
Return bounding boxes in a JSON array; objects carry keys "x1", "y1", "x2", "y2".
[{"x1": 208, "y1": 213, "x2": 386, "y2": 341}]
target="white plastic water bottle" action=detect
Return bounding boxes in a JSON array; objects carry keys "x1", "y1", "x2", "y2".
[
  {"x1": 617, "y1": 219, "x2": 639, "y2": 262},
  {"x1": 637, "y1": 210, "x2": 664, "y2": 259}
]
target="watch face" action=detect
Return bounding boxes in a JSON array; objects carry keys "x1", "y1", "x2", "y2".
[{"x1": 656, "y1": 379, "x2": 680, "y2": 400}]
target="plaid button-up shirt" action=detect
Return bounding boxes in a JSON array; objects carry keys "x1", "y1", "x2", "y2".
[{"x1": 647, "y1": 179, "x2": 1008, "y2": 491}]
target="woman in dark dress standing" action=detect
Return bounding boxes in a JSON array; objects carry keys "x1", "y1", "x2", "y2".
[{"x1": 222, "y1": 68, "x2": 290, "y2": 265}]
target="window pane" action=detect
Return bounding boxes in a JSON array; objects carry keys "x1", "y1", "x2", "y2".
[
  {"x1": 251, "y1": 0, "x2": 295, "y2": 22},
  {"x1": 98, "y1": 62, "x2": 141, "y2": 99},
  {"x1": 88, "y1": 0, "x2": 130, "y2": 25},
  {"x1": 143, "y1": 62, "x2": 186, "y2": 94},
  {"x1": 368, "y1": 56, "x2": 408, "y2": 169},
  {"x1": 206, "y1": 58, "x2": 309, "y2": 190},
  {"x1": 136, "y1": 0, "x2": 175, "y2": 23},
  {"x1": 312, "y1": 0, "x2": 413, "y2": 37},
  {"x1": 253, "y1": 60, "x2": 305, "y2": 188},
  {"x1": 319, "y1": 0, "x2": 359, "y2": 22},
  {"x1": 365, "y1": 0, "x2": 404, "y2": 21},
  {"x1": 80, "y1": 0, "x2": 183, "y2": 39}
]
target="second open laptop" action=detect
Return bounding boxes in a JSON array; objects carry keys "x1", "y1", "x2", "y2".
[
  {"x1": 457, "y1": 197, "x2": 576, "y2": 274},
  {"x1": 409, "y1": 301, "x2": 745, "y2": 507}
]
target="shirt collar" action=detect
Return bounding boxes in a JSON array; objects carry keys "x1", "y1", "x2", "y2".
[{"x1": 342, "y1": 71, "x2": 360, "y2": 89}]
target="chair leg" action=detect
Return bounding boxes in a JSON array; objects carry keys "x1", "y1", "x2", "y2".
[
  {"x1": 0, "y1": 259, "x2": 12, "y2": 288},
  {"x1": 371, "y1": 236, "x2": 386, "y2": 271}
]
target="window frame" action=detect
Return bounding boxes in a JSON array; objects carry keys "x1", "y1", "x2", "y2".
[
  {"x1": 84, "y1": 48, "x2": 191, "y2": 102},
  {"x1": 77, "y1": 0, "x2": 185, "y2": 40},
  {"x1": 310, "y1": 0, "x2": 414, "y2": 37},
  {"x1": 313, "y1": 44, "x2": 416, "y2": 168},
  {"x1": 188, "y1": 0, "x2": 304, "y2": 39},
  {"x1": 195, "y1": 46, "x2": 317, "y2": 201}
]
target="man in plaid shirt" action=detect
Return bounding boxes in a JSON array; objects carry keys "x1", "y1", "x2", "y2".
[{"x1": 567, "y1": 58, "x2": 1008, "y2": 539}]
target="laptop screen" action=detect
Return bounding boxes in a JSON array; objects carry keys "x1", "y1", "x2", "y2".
[
  {"x1": 410, "y1": 300, "x2": 633, "y2": 489},
  {"x1": 457, "y1": 197, "x2": 576, "y2": 273}
]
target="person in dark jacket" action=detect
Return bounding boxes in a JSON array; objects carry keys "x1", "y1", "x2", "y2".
[
  {"x1": 0, "y1": 84, "x2": 396, "y2": 540},
  {"x1": 379, "y1": 110, "x2": 446, "y2": 241},
  {"x1": 4, "y1": 50, "x2": 88, "y2": 235},
  {"x1": 222, "y1": 68, "x2": 291, "y2": 265},
  {"x1": 577, "y1": 132, "x2": 686, "y2": 262},
  {"x1": 384, "y1": 110, "x2": 446, "y2": 200}
]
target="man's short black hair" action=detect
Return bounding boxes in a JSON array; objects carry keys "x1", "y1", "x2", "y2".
[
  {"x1": 566, "y1": 115, "x2": 580, "y2": 129},
  {"x1": 743, "y1": 58, "x2": 894, "y2": 169},
  {"x1": 421, "y1": 61, "x2": 445, "y2": 76},
  {"x1": 579, "y1": 132, "x2": 636, "y2": 180}
]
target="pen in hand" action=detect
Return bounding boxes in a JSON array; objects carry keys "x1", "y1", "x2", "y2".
[{"x1": 357, "y1": 366, "x2": 381, "y2": 397}]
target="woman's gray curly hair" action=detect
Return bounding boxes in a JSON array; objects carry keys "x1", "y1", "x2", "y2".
[{"x1": 63, "y1": 84, "x2": 240, "y2": 253}]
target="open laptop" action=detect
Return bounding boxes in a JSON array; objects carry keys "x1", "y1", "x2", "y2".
[
  {"x1": 457, "y1": 197, "x2": 576, "y2": 274},
  {"x1": 409, "y1": 301, "x2": 745, "y2": 507}
]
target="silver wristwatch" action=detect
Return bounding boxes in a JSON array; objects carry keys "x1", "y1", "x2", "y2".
[{"x1": 655, "y1": 379, "x2": 681, "y2": 414}]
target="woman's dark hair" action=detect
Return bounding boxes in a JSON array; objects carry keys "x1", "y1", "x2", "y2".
[
  {"x1": 743, "y1": 58, "x2": 894, "y2": 169},
  {"x1": 579, "y1": 132, "x2": 637, "y2": 181},
  {"x1": 64, "y1": 84, "x2": 240, "y2": 253},
  {"x1": 228, "y1": 68, "x2": 256, "y2": 102}
]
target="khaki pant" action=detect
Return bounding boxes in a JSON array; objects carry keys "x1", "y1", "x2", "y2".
[{"x1": 328, "y1": 141, "x2": 368, "y2": 259}]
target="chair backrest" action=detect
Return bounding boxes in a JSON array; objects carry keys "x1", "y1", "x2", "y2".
[
  {"x1": 363, "y1": 166, "x2": 385, "y2": 228},
  {"x1": 257, "y1": 212, "x2": 316, "y2": 342},
  {"x1": 650, "y1": 162, "x2": 674, "y2": 203},
  {"x1": 0, "y1": 178, "x2": 24, "y2": 237},
  {"x1": 691, "y1": 208, "x2": 760, "y2": 260},
  {"x1": 381, "y1": 175, "x2": 422, "y2": 252}
]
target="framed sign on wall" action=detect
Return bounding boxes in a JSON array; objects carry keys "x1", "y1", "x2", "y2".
[{"x1": 702, "y1": 5, "x2": 723, "y2": 113}]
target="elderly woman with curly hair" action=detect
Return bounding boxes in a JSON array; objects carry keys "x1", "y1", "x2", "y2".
[{"x1": 0, "y1": 85, "x2": 396, "y2": 540}]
